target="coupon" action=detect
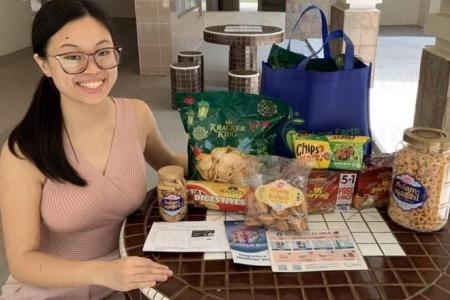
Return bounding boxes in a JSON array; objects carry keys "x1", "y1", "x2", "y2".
[{"x1": 266, "y1": 229, "x2": 367, "y2": 272}]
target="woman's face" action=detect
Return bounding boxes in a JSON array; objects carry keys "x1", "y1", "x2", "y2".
[{"x1": 35, "y1": 16, "x2": 118, "y2": 105}]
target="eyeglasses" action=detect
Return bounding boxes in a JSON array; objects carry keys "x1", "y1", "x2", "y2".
[{"x1": 47, "y1": 47, "x2": 122, "y2": 74}]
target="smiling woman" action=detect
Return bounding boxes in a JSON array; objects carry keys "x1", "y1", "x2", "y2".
[{"x1": 0, "y1": 0, "x2": 186, "y2": 299}]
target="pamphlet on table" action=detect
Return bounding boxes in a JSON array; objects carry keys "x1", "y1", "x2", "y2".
[
  {"x1": 144, "y1": 221, "x2": 229, "y2": 252},
  {"x1": 266, "y1": 229, "x2": 367, "y2": 272},
  {"x1": 224, "y1": 221, "x2": 271, "y2": 266}
]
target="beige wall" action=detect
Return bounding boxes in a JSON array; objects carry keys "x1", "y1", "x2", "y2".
[
  {"x1": 92, "y1": 0, "x2": 135, "y2": 18},
  {"x1": 0, "y1": 0, "x2": 33, "y2": 56},
  {"x1": 283, "y1": 0, "x2": 432, "y2": 27},
  {"x1": 418, "y1": 0, "x2": 441, "y2": 26},
  {"x1": 135, "y1": 0, "x2": 204, "y2": 75},
  {"x1": 170, "y1": 8, "x2": 205, "y2": 65},
  {"x1": 377, "y1": 0, "x2": 421, "y2": 25},
  {"x1": 419, "y1": 0, "x2": 431, "y2": 26},
  {"x1": 430, "y1": 0, "x2": 442, "y2": 11}
]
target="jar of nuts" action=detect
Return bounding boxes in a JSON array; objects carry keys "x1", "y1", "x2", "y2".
[
  {"x1": 388, "y1": 127, "x2": 450, "y2": 232},
  {"x1": 157, "y1": 166, "x2": 187, "y2": 222}
]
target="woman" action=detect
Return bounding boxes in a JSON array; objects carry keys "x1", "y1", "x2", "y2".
[{"x1": 0, "y1": 0, "x2": 186, "y2": 299}]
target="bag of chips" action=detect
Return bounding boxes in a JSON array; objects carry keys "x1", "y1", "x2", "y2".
[{"x1": 177, "y1": 91, "x2": 292, "y2": 183}]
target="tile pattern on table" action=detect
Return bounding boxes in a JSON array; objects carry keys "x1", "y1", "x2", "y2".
[
  {"x1": 205, "y1": 209, "x2": 405, "y2": 258},
  {"x1": 123, "y1": 191, "x2": 450, "y2": 300},
  {"x1": 204, "y1": 211, "x2": 238, "y2": 261},
  {"x1": 204, "y1": 25, "x2": 284, "y2": 47},
  {"x1": 311, "y1": 209, "x2": 405, "y2": 257}
]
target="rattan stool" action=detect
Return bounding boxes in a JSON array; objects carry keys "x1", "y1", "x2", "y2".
[
  {"x1": 228, "y1": 69, "x2": 260, "y2": 94},
  {"x1": 178, "y1": 51, "x2": 204, "y2": 92},
  {"x1": 170, "y1": 62, "x2": 201, "y2": 109}
]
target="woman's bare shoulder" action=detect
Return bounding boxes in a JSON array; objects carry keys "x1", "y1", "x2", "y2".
[
  {"x1": 129, "y1": 98, "x2": 152, "y2": 115},
  {"x1": 129, "y1": 99, "x2": 156, "y2": 132},
  {"x1": 0, "y1": 141, "x2": 45, "y2": 185}
]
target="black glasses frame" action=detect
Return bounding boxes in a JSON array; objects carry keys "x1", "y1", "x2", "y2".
[{"x1": 47, "y1": 47, "x2": 123, "y2": 74}]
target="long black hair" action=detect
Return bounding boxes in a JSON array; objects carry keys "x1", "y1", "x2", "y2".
[{"x1": 8, "y1": 0, "x2": 118, "y2": 186}]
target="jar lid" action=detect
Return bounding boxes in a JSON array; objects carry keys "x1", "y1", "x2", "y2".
[
  {"x1": 158, "y1": 165, "x2": 184, "y2": 181},
  {"x1": 403, "y1": 127, "x2": 450, "y2": 151}
]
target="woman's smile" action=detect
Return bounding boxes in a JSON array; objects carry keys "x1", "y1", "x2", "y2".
[{"x1": 76, "y1": 78, "x2": 107, "y2": 94}]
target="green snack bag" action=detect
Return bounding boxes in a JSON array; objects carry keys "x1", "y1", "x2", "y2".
[
  {"x1": 177, "y1": 91, "x2": 291, "y2": 182},
  {"x1": 293, "y1": 134, "x2": 370, "y2": 171},
  {"x1": 268, "y1": 44, "x2": 306, "y2": 69}
]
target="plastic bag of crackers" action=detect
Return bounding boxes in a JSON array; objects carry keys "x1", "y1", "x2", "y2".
[{"x1": 243, "y1": 156, "x2": 310, "y2": 233}]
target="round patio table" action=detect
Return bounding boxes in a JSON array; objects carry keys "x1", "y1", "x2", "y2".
[
  {"x1": 203, "y1": 25, "x2": 284, "y2": 71},
  {"x1": 121, "y1": 189, "x2": 450, "y2": 300}
]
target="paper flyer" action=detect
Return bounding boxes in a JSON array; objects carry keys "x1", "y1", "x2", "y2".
[
  {"x1": 144, "y1": 221, "x2": 229, "y2": 252},
  {"x1": 224, "y1": 221, "x2": 271, "y2": 266},
  {"x1": 266, "y1": 229, "x2": 368, "y2": 272}
]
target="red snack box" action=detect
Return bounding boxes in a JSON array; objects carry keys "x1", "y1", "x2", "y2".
[
  {"x1": 352, "y1": 155, "x2": 393, "y2": 209},
  {"x1": 307, "y1": 170, "x2": 357, "y2": 214}
]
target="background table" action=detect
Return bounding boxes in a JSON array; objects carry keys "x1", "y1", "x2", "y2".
[
  {"x1": 121, "y1": 190, "x2": 450, "y2": 300},
  {"x1": 203, "y1": 25, "x2": 284, "y2": 71}
]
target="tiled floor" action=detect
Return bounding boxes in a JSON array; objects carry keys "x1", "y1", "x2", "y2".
[
  {"x1": 0, "y1": 22, "x2": 428, "y2": 286},
  {"x1": 204, "y1": 208, "x2": 405, "y2": 261}
]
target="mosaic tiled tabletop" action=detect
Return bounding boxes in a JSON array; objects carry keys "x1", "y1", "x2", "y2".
[
  {"x1": 121, "y1": 190, "x2": 450, "y2": 300},
  {"x1": 203, "y1": 25, "x2": 284, "y2": 47}
]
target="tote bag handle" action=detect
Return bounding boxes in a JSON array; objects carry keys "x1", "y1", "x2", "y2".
[
  {"x1": 297, "y1": 30, "x2": 354, "y2": 70},
  {"x1": 287, "y1": 5, "x2": 331, "y2": 58}
]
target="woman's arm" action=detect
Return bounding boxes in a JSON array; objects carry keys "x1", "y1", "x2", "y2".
[
  {"x1": 133, "y1": 100, "x2": 188, "y2": 174},
  {"x1": 0, "y1": 144, "x2": 172, "y2": 291}
]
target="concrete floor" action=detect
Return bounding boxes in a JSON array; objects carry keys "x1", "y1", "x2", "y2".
[{"x1": 0, "y1": 20, "x2": 430, "y2": 287}]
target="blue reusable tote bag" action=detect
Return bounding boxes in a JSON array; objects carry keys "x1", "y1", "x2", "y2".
[
  {"x1": 262, "y1": 30, "x2": 372, "y2": 157},
  {"x1": 266, "y1": 5, "x2": 331, "y2": 69}
]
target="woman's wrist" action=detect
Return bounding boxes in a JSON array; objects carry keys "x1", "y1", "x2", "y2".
[{"x1": 88, "y1": 260, "x2": 109, "y2": 286}]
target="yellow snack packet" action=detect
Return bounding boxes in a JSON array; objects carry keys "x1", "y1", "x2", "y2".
[{"x1": 293, "y1": 134, "x2": 370, "y2": 170}]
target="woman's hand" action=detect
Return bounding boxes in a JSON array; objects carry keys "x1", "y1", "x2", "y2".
[{"x1": 97, "y1": 256, "x2": 173, "y2": 291}]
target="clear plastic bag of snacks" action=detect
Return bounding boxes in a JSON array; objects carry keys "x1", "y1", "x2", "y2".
[
  {"x1": 388, "y1": 128, "x2": 450, "y2": 232},
  {"x1": 243, "y1": 156, "x2": 310, "y2": 233}
]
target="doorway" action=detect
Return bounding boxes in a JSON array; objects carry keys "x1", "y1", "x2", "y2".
[
  {"x1": 215, "y1": 0, "x2": 286, "y2": 11},
  {"x1": 240, "y1": 0, "x2": 258, "y2": 12},
  {"x1": 218, "y1": 0, "x2": 239, "y2": 11}
]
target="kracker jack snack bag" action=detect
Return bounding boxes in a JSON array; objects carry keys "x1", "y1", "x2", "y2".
[
  {"x1": 293, "y1": 134, "x2": 369, "y2": 171},
  {"x1": 177, "y1": 91, "x2": 291, "y2": 183}
]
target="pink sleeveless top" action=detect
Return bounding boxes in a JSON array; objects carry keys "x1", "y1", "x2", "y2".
[{"x1": 40, "y1": 98, "x2": 148, "y2": 260}]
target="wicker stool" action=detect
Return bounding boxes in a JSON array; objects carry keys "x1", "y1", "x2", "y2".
[
  {"x1": 170, "y1": 62, "x2": 201, "y2": 109},
  {"x1": 228, "y1": 69, "x2": 260, "y2": 94},
  {"x1": 178, "y1": 51, "x2": 204, "y2": 92}
]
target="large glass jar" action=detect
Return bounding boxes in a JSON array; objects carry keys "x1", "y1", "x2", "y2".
[
  {"x1": 388, "y1": 127, "x2": 450, "y2": 232},
  {"x1": 157, "y1": 166, "x2": 187, "y2": 222}
]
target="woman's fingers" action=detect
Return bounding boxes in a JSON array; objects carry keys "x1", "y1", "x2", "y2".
[
  {"x1": 131, "y1": 273, "x2": 169, "y2": 283},
  {"x1": 132, "y1": 280, "x2": 157, "y2": 290},
  {"x1": 130, "y1": 267, "x2": 173, "y2": 277},
  {"x1": 131, "y1": 257, "x2": 171, "y2": 270}
]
